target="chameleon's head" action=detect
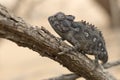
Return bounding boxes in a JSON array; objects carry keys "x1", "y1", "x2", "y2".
[{"x1": 48, "y1": 12, "x2": 75, "y2": 33}]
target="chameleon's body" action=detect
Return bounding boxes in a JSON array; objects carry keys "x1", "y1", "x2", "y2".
[{"x1": 48, "y1": 12, "x2": 108, "y2": 64}]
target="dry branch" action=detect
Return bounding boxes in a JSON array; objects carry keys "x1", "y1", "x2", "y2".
[
  {"x1": 103, "y1": 60, "x2": 120, "y2": 69},
  {"x1": 0, "y1": 4, "x2": 117, "y2": 80},
  {"x1": 109, "y1": 0, "x2": 120, "y2": 28}
]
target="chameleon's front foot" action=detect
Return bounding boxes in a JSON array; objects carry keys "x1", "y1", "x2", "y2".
[
  {"x1": 94, "y1": 59, "x2": 99, "y2": 67},
  {"x1": 58, "y1": 42, "x2": 81, "y2": 55},
  {"x1": 58, "y1": 46, "x2": 74, "y2": 55},
  {"x1": 92, "y1": 54, "x2": 100, "y2": 70},
  {"x1": 57, "y1": 38, "x2": 77, "y2": 55}
]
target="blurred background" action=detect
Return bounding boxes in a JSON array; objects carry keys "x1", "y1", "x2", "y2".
[{"x1": 0, "y1": 0, "x2": 120, "y2": 80}]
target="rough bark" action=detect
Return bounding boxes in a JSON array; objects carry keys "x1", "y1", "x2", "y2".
[{"x1": 0, "y1": 4, "x2": 116, "y2": 80}]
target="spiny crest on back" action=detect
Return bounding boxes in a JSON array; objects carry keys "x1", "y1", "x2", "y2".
[
  {"x1": 81, "y1": 20, "x2": 101, "y2": 33},
  {"x1": 81, "y1": 20, "x2": 96, "y2": 29},
  {"x1": 80, "y1": 20, "x2": 105, "y2": 43}
]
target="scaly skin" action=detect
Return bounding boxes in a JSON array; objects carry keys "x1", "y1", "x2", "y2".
[{"x1": 48, "y1": 12, "x2": 108, "y2": 64}]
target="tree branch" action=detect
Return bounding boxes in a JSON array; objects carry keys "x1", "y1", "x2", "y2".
[
  {"x1": 103, "y1": 60, "x2": 120, "y2": 69},
  {"x1": 109, "y1": 0, "x2": 120, "y2": 28},
  {"x1": 0, "y1": 4, "x2": 116, "y2": 80}
]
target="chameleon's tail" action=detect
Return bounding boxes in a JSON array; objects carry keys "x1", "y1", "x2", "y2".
[{"x1": 98, "y1": 52, "x2": 108, "y2": 64}]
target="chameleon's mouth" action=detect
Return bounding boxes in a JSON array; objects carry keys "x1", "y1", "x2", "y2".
[
  {"x1": 48, "y1": 16, "x2": 56, "y2": 24},
  {"x1": 48, "y1": 16, "x2": 64, "y2": 32},
  {"x1": 48, "y1": 16, "x2": 60, "y2": 27}
]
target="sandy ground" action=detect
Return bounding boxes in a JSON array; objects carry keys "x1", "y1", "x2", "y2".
[{"x1": 0, "y1": 0, "x2": 120, "y2": 80}]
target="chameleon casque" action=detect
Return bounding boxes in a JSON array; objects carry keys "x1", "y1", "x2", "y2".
[{"x1": 48, "y1": 12, "x2": 108, "y2": 64}]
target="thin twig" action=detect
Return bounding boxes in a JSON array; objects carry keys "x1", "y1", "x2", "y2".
[
  {"x1": 109, "y1": 0, "x2": 120, "y2": 28},
  {"x1": 103, "y1": 60, "x2": 120, "y2": 69},
  {"x1": 46, "y1": 73, "x2": 79, "y2": 80}
]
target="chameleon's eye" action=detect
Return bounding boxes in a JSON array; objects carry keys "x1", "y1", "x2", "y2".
[
  {"x1": 62, "y1": 20, "x2": 71, "y2": 27},
  {"x1": 72, "y1": 22, "x2": 79, "y2": 28},
  {"x1": 55, "y1": 12, "x2": 65, "y2": 20}
]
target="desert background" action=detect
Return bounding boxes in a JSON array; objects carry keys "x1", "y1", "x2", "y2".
[{"x1": 0, "y1": 0, "x2": 120, "y2": 80}]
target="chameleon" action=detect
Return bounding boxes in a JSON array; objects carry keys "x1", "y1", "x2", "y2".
[{"x1": 48, "y1": 12, "x2": 108, "y2": 64}]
